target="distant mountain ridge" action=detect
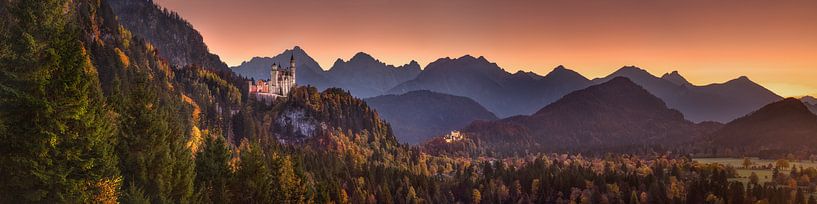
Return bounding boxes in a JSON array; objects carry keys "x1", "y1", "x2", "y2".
[
  {"x1": 430, "y1": 77, "x2": 720, "y2": 155},
  {"x1": 365, "y1": 90, "x2": 497, "y2": 144},
  {"x1": 594, "y1": 67, "x2": 782, "y2": 122},
  {"x1": 388, "y1": 56, "x2": 593, "y2": 117},
  {"x1": 328, "y1": 52, "x2": 421, "y2": 98},
  {"x1": 233, "y1": 48, "x2": 783, "y2": 123}
]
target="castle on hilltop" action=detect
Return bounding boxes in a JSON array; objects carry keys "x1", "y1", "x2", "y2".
[{"x1": 248, "y1": 54, "x2": 296, "y2": 103}]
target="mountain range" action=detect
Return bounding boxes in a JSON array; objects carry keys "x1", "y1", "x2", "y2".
[
  {"x1": 365, "y1": 90, "x2": 497, "y2": 144},
  {"x1": 594, "y1": 66, "x2": 782, "y2": 122},
  {"x1": 432, "y1": 77, "x2": 720, "y2": 154},
  {"x1": 233, "y1": 48, "x2": 782, "y2": 124},
  {"x1": 328, "y1": 53, "x2": 421, "y2": 98}
]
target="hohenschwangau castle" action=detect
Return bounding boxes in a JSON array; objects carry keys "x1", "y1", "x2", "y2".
[{"x1": 248, "y1": 54, "x2": 296, "y2": 103}]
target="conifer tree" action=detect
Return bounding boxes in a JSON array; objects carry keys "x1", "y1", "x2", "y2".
[
  {"x1": 116, "y1": 74, "x2": 194, "y2": 203},
  {"x1": 0, "y1": 0, "x2": 119, "y2": 202},
  {"x1": 195, "y1": 135, "x2": 233, "y2": 204},
  {"x1": 233, "y1": 141, "x2": 273, "y2": 203}
]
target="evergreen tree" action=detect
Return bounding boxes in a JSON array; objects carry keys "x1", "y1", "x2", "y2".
[
  {"x1": 233, "y1": 141, "x2": 273, "y2": 203},
  {"x1": 116, "y1": 74, "x2": 194, "y2": 203},
  {"x1": 195, "y1": 135, "x2": 233, "y2": 204},
  {"x1": 0, "y1": 0, "x2": 119, "y2": 202}
]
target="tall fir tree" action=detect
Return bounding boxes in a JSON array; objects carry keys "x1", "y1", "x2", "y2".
[
  {"x1": 116, "y1": 73, "x2": 194, "y2": 203},
  {"x1": 0, "y1": 0, "x2": 119, "y2": 202},
  {"x1": 195, "y1": 135, "x2": 233, "y2": 204}
]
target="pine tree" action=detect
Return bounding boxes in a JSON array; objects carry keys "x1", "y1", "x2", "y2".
[
  {"x1": 195, "y1": 135, "x2": 233, "y2": 204},
  {"x1": 116, "y1": 74, "x2": 194, "y2": 203},
  {"x1": 233, "y1": 141, "x2": 273, "y2": 203},
  {"x1": 0, "y1": 0, "x2": 119, "y2": 202}
]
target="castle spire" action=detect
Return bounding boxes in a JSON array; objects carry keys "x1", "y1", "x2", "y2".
[{"x1": 289, "y1": 53, "x2": 296, "y2": 69}]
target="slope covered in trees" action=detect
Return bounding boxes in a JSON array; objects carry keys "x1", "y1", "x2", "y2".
[
  {"x1": 429, "y1": 77, "x2": 720, "y2": 156},
  {"x1": 366, "y1": 90, "x2": 498, "y2": 144},
  {"x1": 107, "y1": 0, "x2": 230, "y2": 72},
  {"x1": 707, "y1": 98, "x2": 817, "y2": 157}
]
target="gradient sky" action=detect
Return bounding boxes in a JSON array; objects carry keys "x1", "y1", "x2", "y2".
[{"x1": 155, "y1": 0, "x2": 817, "y2": 97}]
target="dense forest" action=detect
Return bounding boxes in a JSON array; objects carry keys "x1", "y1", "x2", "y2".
[{"x1": 1, "y1": 0, "x2": 816, "y2": 203}]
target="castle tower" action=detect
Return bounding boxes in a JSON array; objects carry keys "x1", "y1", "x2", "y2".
[
  {"x1": 270, "y1": 63, "x2": 280, "y2": 94},
  {"x1": 289, "y1": 53, "x2": 296, "y2": 81}
]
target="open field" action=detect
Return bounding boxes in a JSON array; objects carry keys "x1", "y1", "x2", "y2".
[
  {"x1": 694, "y1": 157, "x2": 817, "y2": 197},
  {"x1": 693, "y1": 157, "x2": 817, "y2": 169}
]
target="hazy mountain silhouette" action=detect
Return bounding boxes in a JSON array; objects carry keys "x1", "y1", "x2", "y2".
[
  {"x1": 365, "y1": 90, "x2": 497, "y2": 144},
  {"x1": 708, "y1": 98, "x2": 817, "y2": 153},
  {"x1": 595, "y1": 67, "x2": 782, "y2": 122},
  {"x1": 327, "y1": 52, "x2": 421, "y2": 98},
  {"x1": 455, "y1": 77, "x2": 717, "y2": 153},
  {"x1": 661, "y1": 71, "x2": 691, "y2": 86},
  {"x1": 388, "y1": 56, "x2": 592, "y2": 117}
]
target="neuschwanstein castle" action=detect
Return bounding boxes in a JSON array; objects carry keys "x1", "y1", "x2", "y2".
[{"x1": 248, "y1": 55, "x2": 296, "y2": 103}]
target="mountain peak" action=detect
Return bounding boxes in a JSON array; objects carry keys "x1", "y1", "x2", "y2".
[
  {"x1": 661, "y1": 70, "x2": 691, "y2": 86},
  {"x1": 350, "y1": 52, "x2": 376, "y2": 62},
  {"x1": 609, "y1": 66, "x2": 655, "y2": 79},
  {"x1": 544, "y1": 65, "x2": 588, "y2": 81}
]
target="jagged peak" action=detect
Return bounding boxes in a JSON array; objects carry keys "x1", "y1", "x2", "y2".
[
  {"x1": 399, "y1": 60, "x2": 421, "y2": 70},
  {"x1": 661, "y1": 70, "x2": 690, "y2": 85}
]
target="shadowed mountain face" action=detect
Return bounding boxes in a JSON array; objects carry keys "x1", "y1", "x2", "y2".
[
  {"x1": 595, "y1": 67, "x2": 782, "y2": 123},
  {"x1": 108, "y1": 0, "x2": 229, "y2": 72},
  {"x1": 365, "y1": 90, "x2": 497, "y2": 144},
  {"x1": 231, "y1": 46, "x2": 332, "y2": 89},
  {"x1": 802, "y1": 96, "x2": 817, "y2": 105},
  {"x1": 450, "y1": 77, "x2": 718, "y2": 154},
  {"x1": 327, "y1": 52, "x2": 421, "y2": 98},
  {"x1": 709, "y1": 98, "x2": 817, "y2": 153},
  {"x1": 798, "y1": 96, "x2": 817, "y2": 115},
  {"x1": 388, "y1": 56, "x2": 592, "y2": 117}
]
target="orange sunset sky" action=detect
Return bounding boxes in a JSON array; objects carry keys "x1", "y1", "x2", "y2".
[{"x1": 154, "y1": 0, "x2": 817, "y2": 97}]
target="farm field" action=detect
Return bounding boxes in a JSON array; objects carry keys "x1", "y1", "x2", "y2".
[{"x1": 694, "y1": 157, "x2": 817, "y2": 197}]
